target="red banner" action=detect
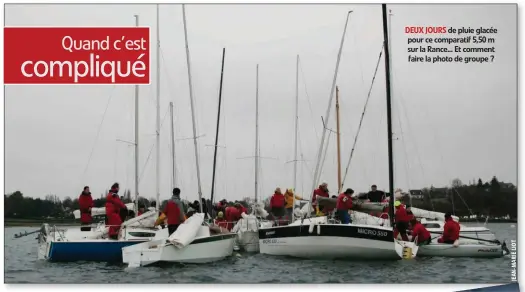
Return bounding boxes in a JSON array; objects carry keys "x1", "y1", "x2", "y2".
[{"x1": 4, "y1": 27, "x2": 150, "y2": 85}]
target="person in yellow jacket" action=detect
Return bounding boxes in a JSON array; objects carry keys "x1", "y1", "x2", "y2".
[{"x1": 284, "y1": 188, "x2": 302, "y2": 220}]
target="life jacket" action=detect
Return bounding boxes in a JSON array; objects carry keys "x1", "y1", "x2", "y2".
[
  {"x1": 336, "y1": 193, "x2": 353, "y2": 211},
  {"x1": 78, "y1": 192, "x2": 93, "y2": 224},
  {"x1": 270, "y1": 192, "x2": 285, "y2": 209},
  {"x1": 224, "y1": 207, "x2": 241, "y2": 230}
]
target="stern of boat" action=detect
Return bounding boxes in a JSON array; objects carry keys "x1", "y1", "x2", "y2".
[{"x1": 394, "y1": 240, "x2": 418, "y2": 259}]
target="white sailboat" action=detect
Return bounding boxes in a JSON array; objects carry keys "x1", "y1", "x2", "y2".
[
  {"x1": 258, "y1": 6, "x2": 417, "y2": 261},
  {"x1": 38, "y1": 12, "x2": 162, "y2": 262},
  {"x1": 121, "y1": 5, "x2": 236, "y2": 267}
]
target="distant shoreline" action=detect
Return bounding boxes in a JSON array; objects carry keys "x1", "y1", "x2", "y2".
[{"x1": 3, "y1": 217, "x2": 516, "y2": 227}]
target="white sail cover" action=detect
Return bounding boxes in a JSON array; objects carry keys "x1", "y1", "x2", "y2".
[
  {"x1": 121, "y1": 210, "x2": 157, "y2": 228},
  {"x1": 73, "y1": 203, "x2": 135, "y2": 219},
  {"x1": 167, "y1": 213, "x2": 204, "y2": 248},
  {"x1": 351, "y1": 211, "x2": 390, "y2": 227}
]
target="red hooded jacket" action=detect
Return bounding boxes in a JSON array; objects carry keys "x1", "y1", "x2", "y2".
[
  {"x1": 395, "y1": 205, "x2": 411, "y2": 223},
  {"x1": 411, "y1": 221, "x2": 430, "y2": 242},
  {"x1": 163, "y1": 196, "x2": 186, "y2": 225},
  {"x1": 336, "y1": 193, "x2": 353, "y2": 211},
  {"x1": 441, "y1": 218, "x2": 460, "y2": 242},
  {"x1": 105, "y1": 191, "x2": 127, "y2": 237},
  {"x1": 78, "y1": 192, "x2": 94, "y2": 224},
  {"x1": 224, "y1": 206, "x2": 241, "y2": 230},
  {"x1": 270, "y1": 192, "x2": 285, "y2": 209},
  {"x1": 311, "y1": 187, "x2": 329, "y2": 206}
]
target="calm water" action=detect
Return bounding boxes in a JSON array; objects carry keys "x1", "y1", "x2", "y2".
[{"x1": 4, "y1": 223, "x2": 517, "y2": 284}]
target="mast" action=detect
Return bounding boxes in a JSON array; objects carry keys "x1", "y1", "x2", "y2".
[
  {"x1": 382, "y1": 4, "x2": 395, "y2": 227},
  {"x1": 308, "y1": 11, "x2": 352, "y2": 214},
  {"x1": 336, "y1": 86, "x2": 342, "y2": 193},
  {"x1": 170, "y1": 102, "x2": 176, "y2": 189},
  {"x1": 182, "y1": 4, "x2": 203, "y2": 213},
  {"x1": 292, "y1": 55, "x2": 299, "y2": 222},
  {"x1": 255, "y1": 64, "x2": 259, "y2": 203},
  {"x1": 133, "y1": 14, "x2": 139, "y2": 215},
  {"x1": 210, "y1": 48, "x2": 226, "y2": 207},
  {"x1": 155, "y1": 4, "x2": 161, "y2": 210}
]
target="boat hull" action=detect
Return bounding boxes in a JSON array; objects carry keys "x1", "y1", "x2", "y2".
[
  {"x1": 259, "y1": 223, "x2": 407, "y2": 260},
  {"x1": 236, "y1": 231, "x2": 259, "y2": 253},
  {"x1": 122, "y1": 233, "x2": 237, "y2": 266},
  {"x1": 417, "y1": 243, "x2": 504, "y2": 258},
  {"x1": 40, "y1": 240, "x2": 147, "y2": 262}
]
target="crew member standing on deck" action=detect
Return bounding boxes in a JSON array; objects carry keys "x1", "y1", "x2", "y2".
[
  {"x1": 336, "y1": 188, "x2": 354, "y2": 224},
  {"x1": 284, "y1": 189, "x2": 302, "y2": 219},
  {"x1": 105, "y1": 183, "x2": 127, "y2": 240},
  {"x1": 78, "y1": 186, "x2": 94, "y2": 231},
  {"x1": 312, "y1": 183, "x2": 329, "y2": 215},
  {"x1": 161, "y1": 188, "x2": 186, "y2": 236},
  {"x1": 393, "y1": 201, "x2": 410, "y2": 241}
]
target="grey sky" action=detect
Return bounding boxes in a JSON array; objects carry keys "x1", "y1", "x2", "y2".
[{"x1": 4, "y1": 4, "x2": 517, "y2": 204}]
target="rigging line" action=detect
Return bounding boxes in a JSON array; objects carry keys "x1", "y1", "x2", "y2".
[
  {"x1": 81, "y1": 85, "x2": 117, "y2": 181},
  {"x1": 138, "y1": 106, "x2": 170, "y2": 184},
  {"x1": 392, "y1": 71, "x2": 437, "y2": 211},
  {"x1": 340, "y1": 44, "x2": 384, "y2": 189},
  {"x1": 393, "y1": 95, "x2": 413, "y2": 193},
  {"x1": 298, "y1": 57, "x2": 320, "y2": 141},
  {"x1": 349, "y1": 23, "x2": 369, "y2": 101},
  {"x1": 393, "y1": 69, "x2": 474, "y2": 218}
]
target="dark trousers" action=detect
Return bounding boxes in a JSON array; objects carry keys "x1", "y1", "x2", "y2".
[
  {"x1": 109, "y1": 234, "x2": 118, "y2": 240},
  {"x1": 80, "y1": 223, "x2": 91, "y2": 232},
  {"x1": 417, "y1": 237, "x2": 432, "y2": 246},
  {"x1": 336, "y1": 210, "x2": 352, "y2": 224},
  {"x1": 168, "y1": 224, "x2": 180, "y2": 236},
  {"x1": 394, "y1": 222, "x2": 409, "y2": 241}
]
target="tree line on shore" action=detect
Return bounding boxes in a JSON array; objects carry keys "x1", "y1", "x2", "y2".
[{"x1": 4, "y1": 176, "x2": 517, "y2": 221}]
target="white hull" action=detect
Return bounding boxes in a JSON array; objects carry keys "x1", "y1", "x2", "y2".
[
  {"x1": 122, "y1": 234, "x2": 236, "y2": 266},
  {"x1": 260, "y1": 235, "x2": 405, "y2": 260},
  {"x1": 258, "y1": 222, "x2": 417, "y2": 260},
  {"x1": 236, "y1": 231, "x2": 259, "y2": 253},
  {"x1": 417, "y1": 243, "x2": 505, "y2": 258}
]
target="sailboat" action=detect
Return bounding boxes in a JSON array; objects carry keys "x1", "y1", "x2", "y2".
[
  {"x1": 258, "y1": 6, "x2": 418, "y2": 261},
  {"x1": 307, "y1": 9, "x2": 508, "y2": 259},
  {"x1": 37, "y1": 11, "x2": 166, "y2": 262},
  {"x1": 121, "y1": 5, "x2": 237, "y2": 267}
]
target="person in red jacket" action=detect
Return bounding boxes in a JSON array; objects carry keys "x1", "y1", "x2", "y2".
[
  {"x1": 438, "y1": 212, "x2": 461, "y2": 244},
  {"x1": 105, "y1": 183, "x2": 127, "y2": 240},
  {"x1": 163, "y1": 188, "x2": 186, "y2": 236},
  {"x1": 311, "y1": 183, "x2": 329, "y2": 214},
  {"x1": 224, "y1": 204, "x2": 242, "y2": 230},
  {"x1": 214, "y1": 211, "x2": 228, "y2": 229},
  {"x1": 78, "y1": 186, "x2": 94, "y2": 231},
  {"x1": 393, "y1": 201, "x2": 410, "y2": 241},
  {"x1": 410, "y1": 218, "x2": 431, "y2": 245},
  {"x1": 270, "y1": 188, "x2": 286, "y2": 220},
  {"x1": 336, "y1": 189, "x2": 354, "y2": 224}
]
